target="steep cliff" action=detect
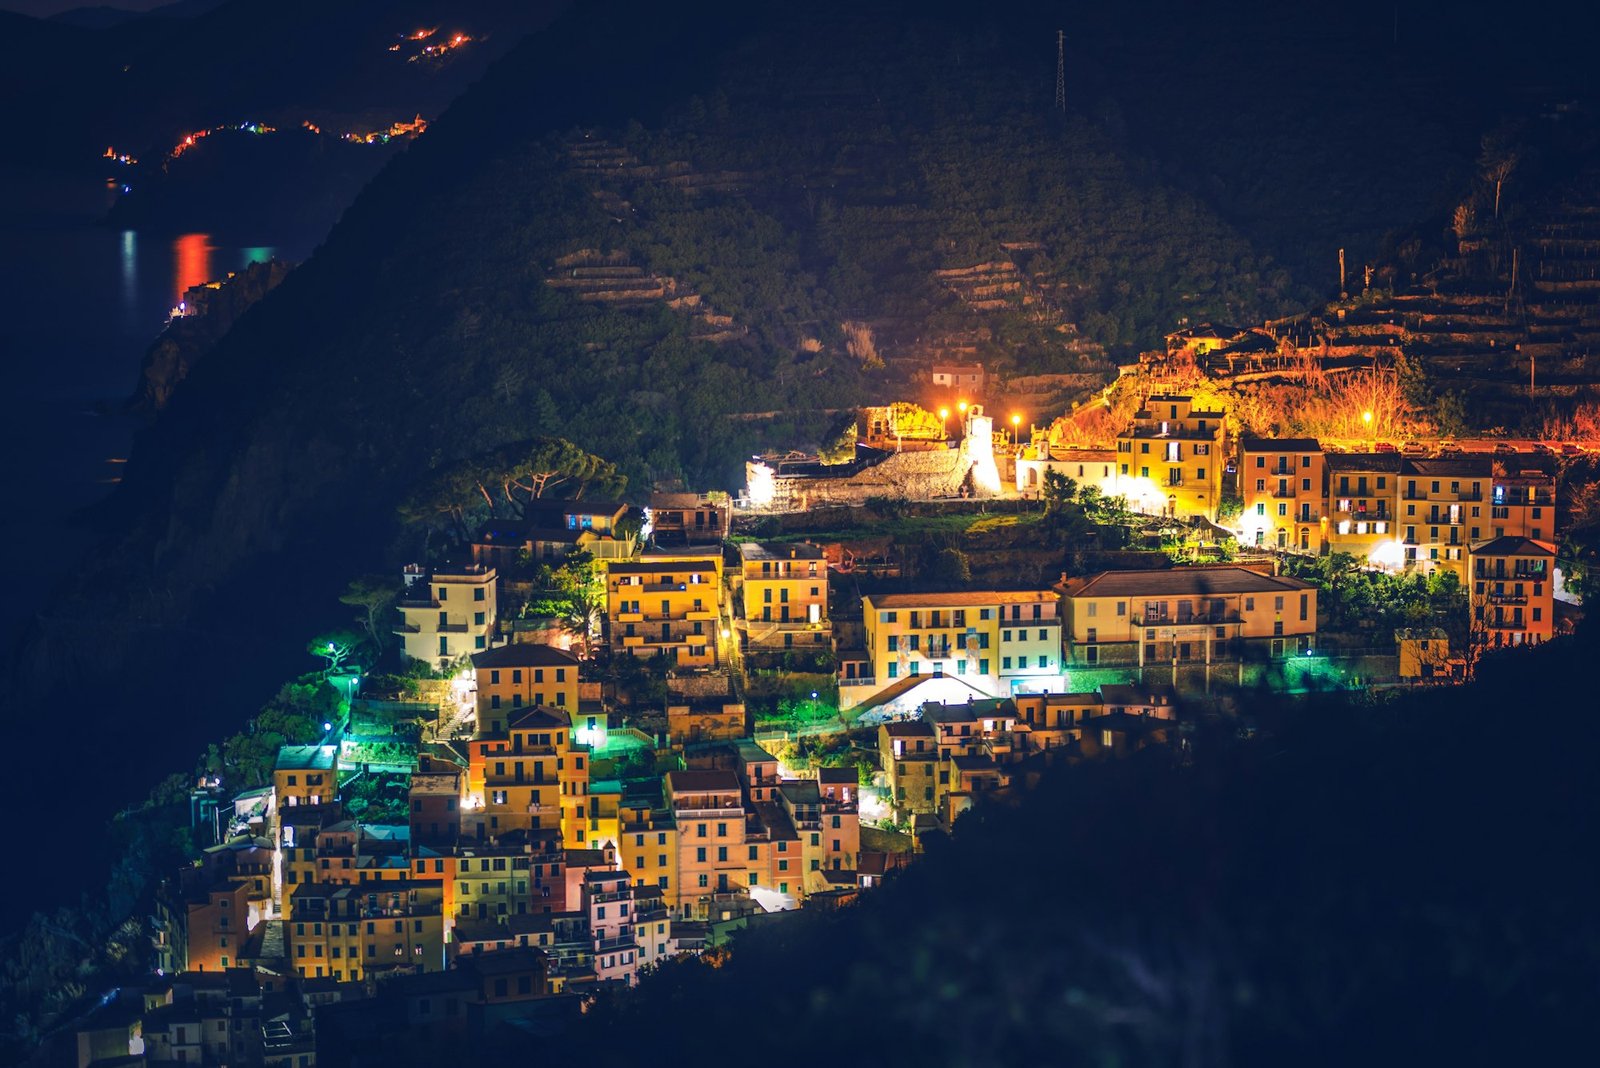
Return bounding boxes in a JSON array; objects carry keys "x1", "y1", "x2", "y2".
[{"x1": 133, "y1": 258, "x2": 293, "y2": 411}]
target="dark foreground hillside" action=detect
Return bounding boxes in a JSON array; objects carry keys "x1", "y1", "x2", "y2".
[{"x1": 426, "y1": 633, "x2": 1595, "y2": 1068}]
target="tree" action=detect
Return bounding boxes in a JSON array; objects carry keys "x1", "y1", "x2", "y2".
[
  {"x1": 399, "y1": 437, "x2": 628, "y2": 539},
  {"x1": 339, "y1": 577, "x2": 398, "y2": 651},
  {"x1": 309, "y1": 630, "x2": 362, "y2": 675},
  {"x1": 1041, "y1": 469, "x2": 1078, "y2": 511}
]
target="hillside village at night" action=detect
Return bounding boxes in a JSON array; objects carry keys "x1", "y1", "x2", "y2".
[{"x1": 9, "y1": 1, "x2": 1600, "y2": 1065}]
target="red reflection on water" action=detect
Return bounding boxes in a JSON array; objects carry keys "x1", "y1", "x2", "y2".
[{"x1": 173, "y1": 233, "x2": 213, "y2": 303}]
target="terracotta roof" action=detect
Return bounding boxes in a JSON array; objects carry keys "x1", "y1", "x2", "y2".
[
  {"x1": 1059, "y1": 566, "x2": 1315, "y2": 598},
  {"x1": 1325, "y1": 452, "x2": 1406, "y2": 473},
  {"x1": 1404, "y1": 457, "x2": 1492, "y2": 478},
  {"x1": 882, "y1": 720, "x2": 935, "y2": 738}
]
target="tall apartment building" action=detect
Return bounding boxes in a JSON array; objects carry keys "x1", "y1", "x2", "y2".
[
  {"x1": 1114, "y1": 394, "x2": 1225, "y2": 520},
  {"x1": 604, "y1": 552, "x2": 724, "y2": 670},
  {"x1": 1238, "y1": 438, "x2": 1325, "y2": 551},
  {"x1": 1397, "y1": 458, "x2": 1493, "y2": 579},
  {"x1": 737, "y1": 541, "x2": 829, "y2": 653},
  {"x1": 395, "y1": 564, "x2": 498, "y2": 670},
  {"x1": 1468, "y1": 536, "x2": 1557, "y2": 647},
  {"x1": 465, "y1": 706, "x2": 588, "y2": 841},
  {"x1": 663, "y1": 769, "x2": 748, "y2": 919},
  {"x1": 860, "y1": 589, "x2": 1061, "y2": 697}
]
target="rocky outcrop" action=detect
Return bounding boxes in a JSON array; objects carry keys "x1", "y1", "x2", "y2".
[{"x1": 132, "y1": 258, "x2": 293, "y2": 412}]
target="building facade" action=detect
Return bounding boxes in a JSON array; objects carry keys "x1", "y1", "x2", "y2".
[
  {"x1": 396, "y1": 564, "x2": 498, "y2": 670},
  {"x1": 1238, "y1": 437, "x2": 1325, "y2": 551},
  {"x1": 1468, "y1": 536, "x2": 1556, "y2": 647},
  {"x1": 737, "y1": 541, "x2": 829, "y2": 653},
  {"x1": 604, "y1": 552, "x2": 725, "y2": 670},
  {"x1": 861, "y1": 589, "x2": 1062, "y2": 698},
  {"x1": 1114, "y1": 394, "x2": 1225, "y2": 520},
  {"x1": 470, "y1": 644, "x2": 580, "y2": 735}
]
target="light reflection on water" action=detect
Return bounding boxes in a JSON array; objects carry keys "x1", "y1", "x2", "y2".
[{"x1": 173, "y1": 232, "x2": 214, "y2": 304}]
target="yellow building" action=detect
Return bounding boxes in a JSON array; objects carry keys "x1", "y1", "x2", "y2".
[
  {"x1": 470, "y1": 644, "x2": 580, "y2": 735},
  {"x1": 1325, "y1": 453, "x2": 1404, "y2": 566},
  {"x1": 286, "y1": 880, "x2": 444, "y2": 982},
  {"x1": 395, "y1": 564, "x2": 498, "y2": 670},
  {"x1": 467, "y1": 707, "x2": 586, "y2": 840},
  {"x1": 1114, "y1": 394, "x2": 1225, "y2": 520},
  {"x1": 736, "y1": 541, "x2": 829, "y2": 653},
  {"x1": 1057, "y1": 565, "x2": 1318, "y2": 672},
  {"x1": 1398, "y1": 458, "x2": 1493, "y2": 579},
  {"x1": 619, "y1": 804, "x2": 679, "y2": 912},
  {"x1": 452, "y1": 833, "x2": 546, "y2": 924},
  {"x1": 860, "y1": 589, "x2": 1061, "y2": 698},
  {"x1": 605, "y1": 552, "x2": 725, "y2": 670},
  {"x1": 273, "y1": 745, "x2": 338, "y2": 810},
  {"x1": 1396, "y1": 627, "x2": 1453, "y2": 680},
  {"x1": 879, "y1": 720, "x2": 938, "y2": 819},
  {"x1": 1239, "y1": 438, "x2": 1325, "y2": 552}
]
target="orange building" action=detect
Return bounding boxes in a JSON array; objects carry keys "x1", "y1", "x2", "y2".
[
  {"x1": 1490, "y1": 463, "x2": 1558, "y2": 543},
  {"x1": 464, "y1": 706, "x2": 587, "y2": 840},
  {"x1": 470, "y1": 644, "x2": 580, "y2": 735},
  {"x1": 604, "y1": 552, "x2": 726, "y2": 670},
  {"x1": 1238, "y1": 437, "x2": 1325, "y2": 551},
  {"x1": 177, "y1": 879, "x2": 253, "y2": 973},
  {"x1": 664, "y1": 769, "x2": 747, "y2": 918},
  {"x1": 1468, "y1": 536, "x2": 1557, "y2": 647}
]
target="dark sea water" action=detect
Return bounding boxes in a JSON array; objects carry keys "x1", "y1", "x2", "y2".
[
  {"x1": 0, "y1": 167, "x2": 314, "y2": 650},
  {"x1": 0, "y1": 164, "x2": 318, "y2": 923}
]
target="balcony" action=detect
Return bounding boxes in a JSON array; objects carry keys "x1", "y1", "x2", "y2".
[
  {"x1": 615, "y1": 611, "x2": 643, "y2": 623},
  {"x1": 437, "y1": 622, "x2": 469, "y2": 634},
  {"x1": 1403, "y1": 490, "x2": 1483, "y2": 502},
  {"x1": 393, "y1": 622, "x2": 421, "y2": 634},
  {"x1": 1487, "y1": 593, "x2": 1529, "y2": 605},
  {"x1": 595, "y1": 933, "x2": 635, "y2": 954}
]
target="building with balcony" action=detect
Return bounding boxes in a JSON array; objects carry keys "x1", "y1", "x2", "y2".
[
  {"x1": 470, "y1": 643, "x2": 580, "y2": 734},
  {"x1": 465, "y1": 706, "x2": 587, "y2": 840},
  {"x1": 155, "y1": 876, "x2": 254, "y2": 974},
  {"x1": 582, "y1": 869, "x2": 641, "y2": 985},
  {"x1": 647, "y1": 490, "x2": 733, "y2": 546},
  {"x1": 1057, "y1": 565, "x2": 1318, "y2": 680},
  {"x1": 395, "y1": 564, "x2": 498, "y2": 670},
  {"x1": 1468, "y1": 536, "x2": 1556, "y2": 647},
  {"x1": 620, "y1": 802, "x2": 679, "y2": 913},
  {"x1": 1114, "y1": 394, "x2": 1225, "y2": 520},
  {"x1": 879, "y1": 720, "x2": 937, "y2": 819},
  {"x1": 604, "y1": 552, "x2": 725, "y2": 670},
  {"x1": 1398, "y1": 458, "x2": 1493, "y2": 579},
  {"x1": 737, "y1": 541, "x2": 829, "y2": 654},
  {"x1": 409, "y1": 751, "x2": 466, "y2": 849},
  {"x1": 1324, "y1": 453, "x2": 1404, "y2": 564},
  {"x1": 777, "y1": 776, "x2": 859, "y2": 888},
  {"x1": 452, "y1": 830, "x2": 556, "y2": 923},
  {"x1": 1238, "y1": 437, "x2": 1325, "y2": 551},
  {"x1": 861, "y1": 589, "x2": 1062, "y2": 701},
  {"x1": 285, "y1": 880, "x2": 445, "y2": 982},
  {"x1": 1490, "y1": 463, "x2": 1557, "y2": 543},
  {"x1": 663, "y1": 769, "x2": 748, "y2": 919}
]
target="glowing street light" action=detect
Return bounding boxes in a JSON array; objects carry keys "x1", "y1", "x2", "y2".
[
  {"x1": 957, "y1": 400, "x2": 968, "y2": 415},
  {"x1": 938, "y1": 407, "x2": 950, "y2": 439},
  {"x1": 1362, "y1": 409, "x2": 1374, "y2": 450},
  {"x1": 1011, "y1": 413, "x2": 1022, "y2": 446}
]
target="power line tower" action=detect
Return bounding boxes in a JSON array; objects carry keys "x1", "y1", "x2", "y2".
[{"x1": 1054, "y1": 30, "x2": 1066, "y2": 114}]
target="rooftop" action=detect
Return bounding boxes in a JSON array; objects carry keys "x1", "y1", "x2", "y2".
[
  {"x1": 665, "y1": 769, "x2": 743, "y2": 794},
  {"x1": 738, "y1": 541, "x2": 826, "y2": 562},
  {"x1": 1469, "y1": 535, "x2": 1556, "y2": 557},
  {"x1": 1404, "y1": 457, "x2": 1492, "y2": 478},
  {"x1": 275, "y1": 745, "x2": 337, "y2": 772},
  {"x1": 865, "y1": 588, "x2": 1055, "y2": 610},
  {"x1": 472, "y1": 643, "x2": 580, "y2": 669},
  {"x1": 1240, "y1": 437, "x2": 1322, "y2": 453},
  {"x1": 1060, "y1": 566, "x2": 1315, "y2": 599},
  {"x1": 1325, "y1": 452, "x2": 1407, "y2": 473}
]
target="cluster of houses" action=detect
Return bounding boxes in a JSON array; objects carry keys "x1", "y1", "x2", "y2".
[{"x1": 108, "y1": 387, "x2": 1577, "y2": 1066}]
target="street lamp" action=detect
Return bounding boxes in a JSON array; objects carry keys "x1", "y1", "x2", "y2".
[
  {"x1": 1011, "y1": 413, "x2": 1022, "y2": 446},
  {"x1": 938, "y1": 407, "x2": 950, "y2": 439},
  {"x1": 1362, "y1": 409, "x2": 1374, "y2": 450}
]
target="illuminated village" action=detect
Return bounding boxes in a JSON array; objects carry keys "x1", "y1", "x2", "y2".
[
  {"x1": 14, "y1": 3, "x2": 1600, "y2": 1063},
  {"x1": 65, "y1": 299, "x2": 1592, "y2": 1061}
]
